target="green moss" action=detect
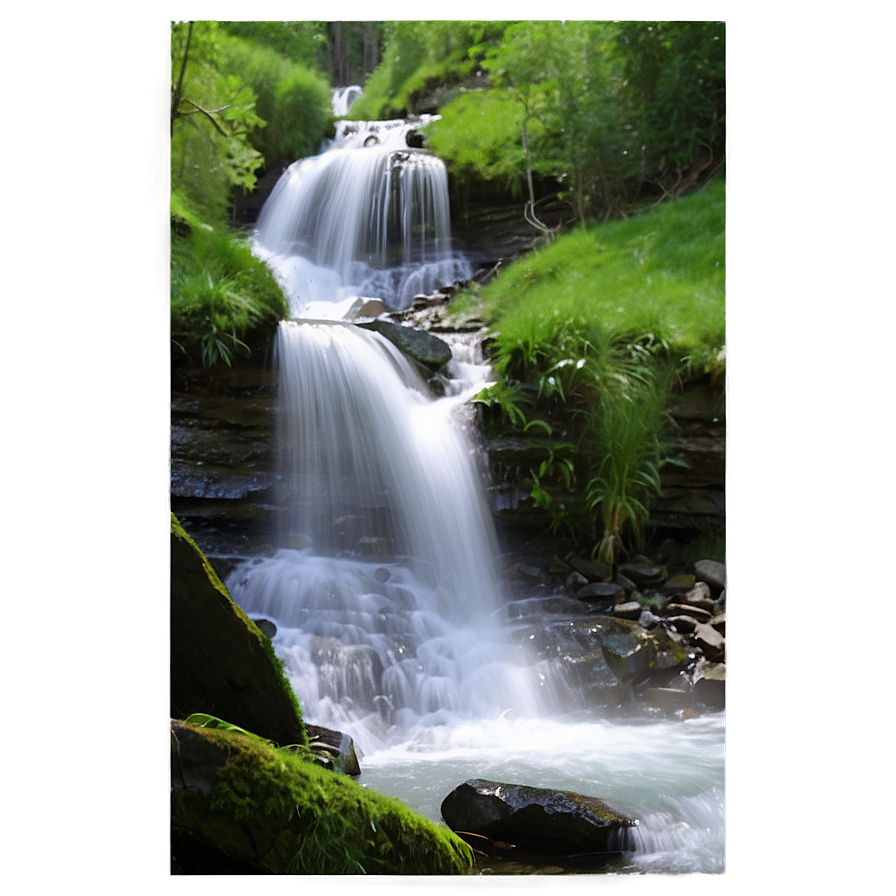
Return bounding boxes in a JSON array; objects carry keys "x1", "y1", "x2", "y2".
[{"x1": 172, "y1": 722, "x2": 474, "y2": 874}]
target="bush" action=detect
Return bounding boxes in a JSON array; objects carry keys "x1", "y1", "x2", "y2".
[{"x1": 171, "y1": 210, "x2": 289, "y2": 366}]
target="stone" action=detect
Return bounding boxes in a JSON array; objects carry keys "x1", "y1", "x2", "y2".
[
  {"x1": 693, "y1": 660, "x2": 725, "y2": 709},
  {"x1": 618, "y1": 558, "x2": 666, "y2": 589},
  {"x1": 692, "y1": 622, "x2": 725, "y2": 662},
  {"x1": 440, "y1": 778, "x2": 638, "y2": 857},
  {"x1": 694, "y1": 559, "x2": 726, "y2": 594},
  {"x1": 170, "y1": 518, "x2": 305, "y2": 748},
  {"x1": 641, "y1": 687, "x2": 696, "y2": 715},
  {"x1": 357, "y1": 319, "x2": 453, "y2": 370},
  {"x1": 663, "y1": 573, "x2": 696, "y2": 593},
  {"x1": 598, "y1": 619, "x2": 657, "y2": 683},
  {"x1": 613, "y1": 600, "x2": 643, "y2": 620},
  {"x1": 567, "y1": 556, "x2": 613, "y2": 582},
  {"x1": 666, "y1": 602, "x2": 713, "y2": 623},
  {"x1": 710, "y1": 611, "x2": 726, "y2": 635},
  {"x1": 252, "y1": 618, "x2": 277, "y2": 639},
  {"x1": 575, "y1": 581, "x2": 624, "y2": 606},
  {"x1": 683, "y1": 581, "x2": 714, "y2": 608},
  {"x1": 664, "y1": 614, "x2": 699, "y2": 634},
  {"x1": 305, "y1": 724, "x2": 362, "y2": 776}
]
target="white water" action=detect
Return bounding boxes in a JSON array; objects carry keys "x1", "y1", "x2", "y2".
[
  {"x1": 252, "y1": 113, "x2": 472, "y2": 317},
  {"x1": 229, "y1": 94, "x2": 725, "y2": 874}
]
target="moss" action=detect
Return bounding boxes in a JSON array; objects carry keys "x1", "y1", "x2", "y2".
[{"x1": 171, "y1": 722, "x2": 474, "y2": 875}]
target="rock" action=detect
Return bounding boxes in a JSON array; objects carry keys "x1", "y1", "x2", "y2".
[
  {"x1": 694, "y1": 559, "x2": 726, "y2": 594},
  {"x1": 170, "y1": 516, "x2": 305, "y2": 748},
  {"x1": 641, "y1": 687, "x2": 696, "y2": 715},
  {"x1": 440, "y1": 778, "x2": 638, "y2": 857},
  {"x1": 358, "y1": 536, "x2": 393, "y2": 559},
  {"x1": 693, "y1": 661, "x2": 726, "y2": 709},
  {"x1": 692, "y1": 622, "x2": 726, "y2": 662},
  {"x1": 346, "y1": 297, "x2": 388, "y2": 319},
  {"x1": 357, "y1": 319, "x2": 453, "y2": 370},
  {"x1": 664, "y1": 614, "x2": 699, "y2": 634},
  {"x1": 613, "y1": 600, "x2": 643, "y2": 620},
  {"x1": 565, "y1": 570, "x2": 589, "y2": 591},
  {"x1": 614, "y1": 572, "x2": 637, "y2": 593},
  {"x1": 663, "y1": 572, "x2": 696, "y2": 593},
  {"x1": 305, "y1": 724, "x2": 362, "y2": 776},
  {"x1": 598, "y1": 618, "x2": 657, "y2": 683},
  {"x1": 710, "y1": 611, "x2": 726, "y2": 635},
  {"x1": 666, "y1": 602, "x2": 713, "y2": 624},
  {"x1": 172, "y1": 721, "x2": 473, "y2": 875},
  {"x1": 682, "y1": 581, "x2": 714, "y2": 609},
  {"x1": 567, "y1": 557, "x2": 613, "y2": 582},
  {"x1": 575, "y1": 581, "x2": 624, "y2": 606},
  {"x1": 252, "y1": 618, "x2": 277, "y2": 639},
  {"x1": 618, "y1": 558, "x2": 666, "y2": 589}
]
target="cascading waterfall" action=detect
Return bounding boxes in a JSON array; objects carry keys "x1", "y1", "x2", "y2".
[
  {"x1": 252, "y1": 112, "x2": 472, "y2": 319},
  {"x1": 224, "y1": 89, "x2": 724, "y2": 873}
]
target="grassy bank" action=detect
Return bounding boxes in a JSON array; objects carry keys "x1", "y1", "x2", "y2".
[{"x1": 469, "y1": 178, "x2": 725, "y2": 561}]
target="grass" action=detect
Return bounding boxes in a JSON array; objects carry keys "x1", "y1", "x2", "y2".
[
  {"x1": 170, "y1": 201, "x2": 289, "y2": 366},
  {"x1": 468, "y1": 178, "x2": 725, "y2": 559},
  {"x1": 474, "y1": 177, "x2": 726, "y2": 381}
]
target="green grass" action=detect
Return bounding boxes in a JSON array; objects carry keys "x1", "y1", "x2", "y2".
[
  {"x1": 476, "y1": 177, "x2": 726, "y2": 380},
  {"x1": 170, "y1": 204, "x2": 289, "y2": 366},
  {"x1": 468, "y1": 179, "x2": 725, "y2": 559}
]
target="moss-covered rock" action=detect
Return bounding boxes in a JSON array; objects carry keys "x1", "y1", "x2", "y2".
[
  {"x1": 171, "y1": 720, "x2": 474, "y2": 874},
  {"x1": 170, "y1": 514, "x2": 306, "y2": 748}
]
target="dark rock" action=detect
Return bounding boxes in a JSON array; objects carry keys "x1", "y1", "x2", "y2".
[
  {"x1": 440, "y1": 778, "x2": 638, "y2": 857},
  {"x1": 614, "y1": 573, "x2": 637, "y2": 593},
  {"x1": 693, "y1": 661, "x2": 726, "y2": 709},
  {"x1": 682, "y1": 581, "x2": 714, "y2": 609},
  {"x1": 692, "y1": 622, "x2": 725, "y2": 662},
  {"x1": 641, "y1": 687, "x2": 696, "y2": 716},
  {"x1": 597, "y1": 618, "x2": 657, "y2": 683},
  {"x1": 252, "y1": 618, "x2": 277, "y2": 639},
  {"x1": 567, "y1": 557, "x2": 613, "y2": 582},
  {"x1": 618, "y1": 558, "x2": 666, "y2": 589},
  {"x1": 305, "y1": 724, "x2": 362, "y2": 776},
  {"x1": 664, "y1": 615, "x2": 700, "y2": 634},
  {"x1": 663, "y1": 573, "x2": 696, "y2": 594},
  {"x1": 710, "y1": 611, "x2": 726, "y2": 635},
  {"x1": 357, "y1": 319, "x2": 453, "y2": 370},
  {"x1": 170, "y1": 519, "x2": 305, "y2": 748},
  {"x1": 613, "y1": 601, "x2": 643, "y2": 620},
  {"x1": 576, "y1": 581, "x2": 624, "y2": 606},
  {"x1": 694, "y1": 559, "x2": 727, "y2": 594}
]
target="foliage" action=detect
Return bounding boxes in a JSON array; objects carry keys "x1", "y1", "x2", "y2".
[
  {"x1": 172, "y1": 722, "x2": 474, "y2": 874},
  {"x1": 171, "y1": 22, "x2": 266, "y2": 223},
  {"x1": 220, "y1": 20, "x2": 331, "y2": 73},
  {"x1": 472, "y1": 179, "x2": 724, "y2": 560},
  {"x1": 170, "y1": 211, "x2": 289, "y2": 366},
  {"x1": 269, "y1": 66, "x2": 334, "y2": 162},
  {"x1": 348, "y1": 21, "x2": 509, "y2": 119}
]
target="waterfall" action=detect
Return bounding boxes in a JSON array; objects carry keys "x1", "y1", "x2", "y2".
[
  {"x1": 222, "y1": 96, "x2": 724, "y2": 873},
  {"x1": 252, "y1": 115, "x2": 472, "y2": 318}
]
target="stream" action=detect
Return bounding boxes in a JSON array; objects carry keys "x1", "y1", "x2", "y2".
[{"x1": 222, "y1": 91, "x2": 725, "y2": 875}]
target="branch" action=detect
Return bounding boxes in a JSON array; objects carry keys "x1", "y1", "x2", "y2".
[{"x1": 177, "y1": 98, "x2": 235, "y2": 138}]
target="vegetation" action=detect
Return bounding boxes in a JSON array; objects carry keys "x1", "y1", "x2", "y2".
[
  {"x1": 470, "y1": 178, "x2": 725, "y2": 562},
  {"x1": 170, "y1": 210, "x2": 288, "y2": 366},
  {"x1": 171, "y1": 721, "x2": 475, "y2": 874}
]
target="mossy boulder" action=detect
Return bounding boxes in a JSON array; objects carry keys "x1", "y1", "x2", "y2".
[
  {"x1": 171, "y1": 720, "x2": 474, "y2": 874},
  {"x1": 170, "y1": 514, "x2": 306, "y2": 748}
]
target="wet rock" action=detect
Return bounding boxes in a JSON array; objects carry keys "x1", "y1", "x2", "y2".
[
  {"x1": 641, "y1": 687, "x2": 696, "y2": 716},
  {"x1": 576, "y1": 581, "x2": 624, "y2": 606},
  {"x1": 613, "y1": 601, "x2": 643, "y2": 621},
  {"x1": 664, "y1": 615, "x2": 700, "y2": 634},
  {"x1": 305, "y1": 724, "x2": 362, "y2": 776},
  {"x1": 441, "y1": 778, "x2": 638, "y2": 857},
  {"x1": 682, "y1": 581, "x2": 715, "y2": 610},
  {"x1": 694, "y1": 559, "x2": 727, "y2": 594},
  {"x1": 357, "y1": 319, "x2": 453, "y2": 370},
  {"x1": 597, "y1": 619, "x2": 657, "y2": 683},
  {"x1": 710, "y1": 611, "x2": 726, "y2": 635},
  {"x1": 252, "y1": 618, "x2": 277, "y2": 639},
  {"x1": 567, "y1": 557, "x2": 613, "y2": 582},
  {"x1": 618, "y1": 558, "x2": 666, "y2": 590},
  {"x1": 565, "y1": 570, "x2": 589, "y2": 591},
  {"x1": 614, "y1": 572, "x2": 637, "y2": 593},
  {"x1": 692, "y1": 622, "x2": 726, "y2": 662},
  {"x1": 358, "y1": 536, "x2": 393, "y2": 559},
  {"x1": 693, "y1": 661, "x2": 726, "y2": 709}
]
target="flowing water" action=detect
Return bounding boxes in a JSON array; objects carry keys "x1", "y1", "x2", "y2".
[{"x1": 224, "y1": 93, "x2": 725, "y2": 874}]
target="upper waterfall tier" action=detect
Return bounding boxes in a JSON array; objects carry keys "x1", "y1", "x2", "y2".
[{"x1": 253, "y1": 116, "x2": 471, "y2": 319}]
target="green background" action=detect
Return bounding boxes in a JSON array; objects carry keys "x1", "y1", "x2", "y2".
[{"x1": 0, "y1": 0, "x2": 896, "y2": 894}]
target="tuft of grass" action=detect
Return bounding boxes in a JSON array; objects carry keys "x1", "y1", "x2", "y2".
[{"x1": 170, "y1": 212, "x2": 289, "y2": 366}]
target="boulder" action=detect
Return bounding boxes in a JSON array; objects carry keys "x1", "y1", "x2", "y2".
[
  {"x1": 357, "y1": 319, "x2": 453, "y2": 370},
  {"x1": 692, "y1": 622, "x2": 726, "y2": 662},
  {"x1": 172, "y1": 721, "x2": 473, "y2": 874},
  {"x1": 694, "y1": 559, "x2": 727, "y2": 594},
  {"x1": 618, "y1": 558, "x2": 666, "y2": 589},
  {"x1": 440, "y1": 778, "x2": 638, "y2": 857},
  {"x1": 170, "y1": 515, "x2": 306, "y2": 748},
  {"x1": 576, "y1": 581, "x2": 624, "y2": 607}
]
